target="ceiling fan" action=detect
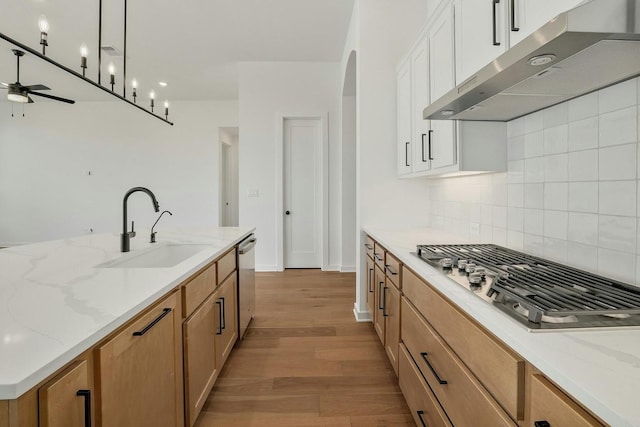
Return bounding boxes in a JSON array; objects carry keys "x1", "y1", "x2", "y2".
[{"x1": 0, "y1": 49, "x2": 75, "y2": 104}]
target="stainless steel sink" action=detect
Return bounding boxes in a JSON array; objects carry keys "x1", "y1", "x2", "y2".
[{"x1": 97, "y1": 244, "x2": 211, "y2": 268}]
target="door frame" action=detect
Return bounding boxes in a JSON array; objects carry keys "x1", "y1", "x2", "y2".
[
  {"x1": 276, "y1": 113, "x2": 329, "y2": 271},
  {"x1": 219, "y1": 141, "x2": 232, "y2": 226}
]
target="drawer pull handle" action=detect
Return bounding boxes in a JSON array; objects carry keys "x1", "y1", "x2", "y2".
[
  {"x1": 216, "y1": 301, "x2": 223, "y2": 335},
  {"x1": 374, "y1": 253, "x2": 383, "y2": 262},
  {"x1": 76, "y1": 389, "x2": 91, "y2": 427},
  {"x1": 364, "y1": 243, "x2": 373, "y2": 250},
  {"x1": 534, "y1": 422, "x2": 550, "y2": 427},
  {"x1": 510, "y1": 0, "x2": 519, "y2": 31},
  {"x1": 220, "y1": 297, "x2": 226, "y2": 330},
  {"x1": 421, "y1": 352, "x2": 448, "y2": 384},
  {"x1": 378, "y1": 281, "x2": 385, "y2": 310},
  {"x1": 384, "y1": 264, "x2": 397, "y2": 276},
  {"x1": 382, "y1": 286, "x2": 388, "y2": 317},
  {"x1": 428, "y1": 130, "x2": 434, "y2": 160},
  {"x1": 368, "y1": 268, "x2": 374, "y2": 293},
  {"x1": 417, "y1": 410, "x2": 428, "y2": 427},
  {"x1": 132, "y1": 308, "x2": 172, "y2": 336}
]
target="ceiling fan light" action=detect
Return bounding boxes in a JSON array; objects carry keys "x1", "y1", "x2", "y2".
[{"x1": 8, "y1": 92, "x2": 29, "y2": 103}]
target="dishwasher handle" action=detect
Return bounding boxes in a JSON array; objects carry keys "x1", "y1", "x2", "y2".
[{"x1": 239, "y1": 236, "x2": 257, "y2": 254}]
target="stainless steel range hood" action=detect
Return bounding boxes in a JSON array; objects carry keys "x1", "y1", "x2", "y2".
[{"x1": 424, "y1": 0, "x2": 640, "y2": 122}]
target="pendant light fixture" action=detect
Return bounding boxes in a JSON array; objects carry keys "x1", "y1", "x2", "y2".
[
  {"x1": 132, "y1": 79, "x2": 138, "y2": 103},
  {"x1": 38, "y1": 15, "x2": 49, "y2": 55},
  {"x1": 164, "y1": 101, "x2": 169, "y2": 120},
  {"x1": 108, "y1": 63, "x2": 116, "y2": 91},
  {"x1": 80, "y1": 44, "x2": 88, "y2": 76},
  {"x1": 150, "y1": 91, "x2": 155, "y2": 112}
]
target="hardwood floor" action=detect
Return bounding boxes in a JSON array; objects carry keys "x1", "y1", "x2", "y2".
[{"x1": 194, "y1": 269, "x2": 414, "y2": 427}]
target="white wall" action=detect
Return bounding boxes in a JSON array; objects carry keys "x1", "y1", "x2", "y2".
[
  {"x1": 0, "y1": 100, "x2": 238, "y2": 245},
  {"x1": 219, "y1": 128, "x2": 240, "y2": 226},
  {"x1": 426, "y1": 77, "x2": 640, "y2": 286},
  {"x1": 341, "y1": 95, "x2": 356, "y2": 271},
  {"x1": 237, "y1": 62, "x2": 342, "y2": 271}
]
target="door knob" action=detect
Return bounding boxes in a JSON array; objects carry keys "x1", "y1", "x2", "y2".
[{"x1": 285, "y1": 211, "x2": 291, "y2": 215}]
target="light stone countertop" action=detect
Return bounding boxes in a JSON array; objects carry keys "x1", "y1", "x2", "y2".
[
  {"x1": 0, "y1": 226, "x2": 254, "y2": 400},
  {"x1": 364, "y1": 226, "x2": 640, "y2": 427}
]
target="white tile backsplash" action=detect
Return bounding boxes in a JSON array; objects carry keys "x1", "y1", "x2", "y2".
[{"x1": 425, "y1": 79, "x2": 640, "y2": 285}]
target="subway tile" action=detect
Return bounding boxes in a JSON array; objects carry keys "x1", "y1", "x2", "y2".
[
  {"x1": 568, "y1": 150, "x2": 598, "y2": 182},
  {"x1": 493, "y1": 182, "x2": 508, "y2": 206},
  {"x1": 544, "y1": 237, "x2": 568, "y2": 263},
  {"x1": 470, "y1": 205, "x2": 482, "y2": 223},
  {"x1": 599, "y1": 143, "x2": 637, "y2": 181},
  {"x1": 524, "y1": 209, "x2": 544, "y2": 235},
  {"x1": 544, "y1": 210, "x2": 568, "y2": 240},
  {"x1": 599, "y1": 106, "x2": 638, "y2": 148},
  {"x1": 544, "y1": 183, "x2": 568, "y2": 211},
  {"x1": 508, "y1": 116, "x2": 526, "y2": 138},
  {"x1": 544, "y1": 125, "x2": 568, "y2": 155},
  {"x1": 544, "y1": 153, "x2": 568, "y2": 182},
  {"x1": 481, "y1": 204, "x2": 493, "y2": 225},
  {"x1": 568, "y1": 182, "x2": 598, "y2": 213},
  {"x1": 480, "y1": 224, "x2": 493, "y2": 242},
  {"x1": 524, "y1": 131, "x2": 544, "y2": 158},
  {"x1": 508, "y1": 136, "x2": 525, "y2": 161},
  {"x1": 508, "y1": 207, "x2": 524, "y2": 231},
  {"x1": 598, "y1": 215, "x2": 637, "y2": 253},
  {"x1": 568, "y1": 117, "x2": 599, "y2": 152},
  {"x1": 524, "y1": 233, "x2": 544, "y2": 256},
  {"x1": 568, "y1": 92, "x2": 598, "y2": 122},
  {"x1": 525, "y1": 111, "x2": 544, "y2": 134},
  {"x1": 598, "y1": 78, "x2": 637, "y2": 114},
  {"x1": 599, "y1": 181, "x2": 636, "y2": 216},
  {"x1": 493, "y1": 227, "x2": 508, "y2": 246},
  {"x1": 508, "y1": 184, "x2": 524, "y2": 208},
  {"x1": 543, "y1": 103, "x2": 568, "y2": 128},
  {"x1": 566, "y1": 212, "x2": 598, "y2": 246},
  {"x1": 507, "y1": 160, "x2": 524, "y2": 183},
  {"x1": 567, "y1": 242, "x2": 598, "y2": 273},
  {"x1": 508, "y1": 231, "x2": 524, "y2": 251},
  {"x1": 524, "y1": 157, "x2": 544, "y2": 183},
  {"x1": 493, "y1": 206, "x2": 507, "y2": 228},
  {"x1": 524, "y1": 183, "x2": 544, "y2": 208},
  {"x1": 598, "y1": 248, "x2": 636, "y2": 284},
  {"x1": 636, "y1": 256, "x2": 640, "y2": 287}
]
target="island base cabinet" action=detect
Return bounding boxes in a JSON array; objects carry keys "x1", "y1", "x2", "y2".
[
  {"x1": 215, "y1": 273, "x2": 238, "y2": 368},
  {"x1": 383, "y1": 283, "x2": 401, "y2": 376},
  {"x1": 39, "y1": 360, "x2": 91, "y2": 427},
  {"x1": 96, "y1": 291, "x2": 183, "y2": 427},
  {"x1": 399, "y1": 344, "x2": 452, "y2": 427},
  {"x1": 373, "y1": 266, "x2": 385, "y2": 343},
  {"x1": 365, "y1": 256, "x2": 375, "y2": 318}
]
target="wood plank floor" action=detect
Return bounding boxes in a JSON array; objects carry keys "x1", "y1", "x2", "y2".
[{"x1": 194, "y1": 269, "x2": 414, "y2": 427}]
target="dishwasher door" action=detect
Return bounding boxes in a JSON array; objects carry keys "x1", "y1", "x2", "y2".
[{"x1": 238, "y1": 234, "x2": 256, "y2": 339}]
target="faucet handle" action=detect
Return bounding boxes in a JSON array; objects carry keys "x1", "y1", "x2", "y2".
[{"x1": 130, "y1": 221, "x2": 136, "y2": 237}]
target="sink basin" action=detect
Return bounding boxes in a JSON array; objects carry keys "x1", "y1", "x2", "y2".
[{"x1": 98, "y1": 244, "x2": 211, "y2": 268}]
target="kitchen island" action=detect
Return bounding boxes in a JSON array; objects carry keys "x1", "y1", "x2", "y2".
[
  {"x1": 365, "y1": 226, "x2": 640, "y2": 427},
  {"x1": 0, "y1": 227, "x2": 253, "y2": 426}
]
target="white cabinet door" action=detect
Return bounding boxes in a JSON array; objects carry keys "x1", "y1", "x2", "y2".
[
  {"x1": 509, "y1": 0, "x2": 582, "y2": 46},
  {"x1": 430, "y1": 120, "x2": 456, "y2": 170},
  {"x1": 397, "y1": 61, "x2": 413, "y2": 176},
  {"x1": 429, "y1": 4, "x2": 456, "y2": 101},
  {"x1": 411, "y1": 35, "x2": 431, "y2": 173},
  {"x1": 454, "y1": 0, "x2": 508, "y2": 85}
]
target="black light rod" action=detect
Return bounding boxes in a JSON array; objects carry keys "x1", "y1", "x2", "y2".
[
  {"x1": 98, "y1": 0, "x2": 102, "y2": 85},
  {"x1": 123, "y1": 0, "x2": 127, "y2": 97},
  {"x1": 0, "y1": 31, "x2": 173, "y2": 126}
]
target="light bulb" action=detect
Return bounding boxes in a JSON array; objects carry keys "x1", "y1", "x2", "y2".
[
  {"x1": 38, "y1": 15, "x2": 49, "y2": 33},
  {"x1": 108, "y1": 63, "x2": 115, "y2": 75},
  {"x1": 164, "y1": 101, "x2": 169, "y2": 109},
  {"x1": 150, "y1": 91, "x2": 155, "y2": 100},
  {"x1": 80, "y1": 44, "x2": 88, "y2": 58},
  {"x1": 132, "y1": 79, "x2": 138, "y2": 89}
]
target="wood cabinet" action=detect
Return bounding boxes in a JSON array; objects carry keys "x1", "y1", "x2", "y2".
[
  {"x1": 215, "y1": 273, "x2": 238, "y2": 368},
  {"x1": 38, "y1": 360, "x2": 91, "y2": 427},
  {"x1": 365, "y1": 255, "x2": 375, "y2": 317},
  {"x1": 373, "y1": 265, "x2": 386, "y2": 343},
  {"x1": 96, "y1": 291, "x2": 183, "y2": 427},
  {"x1": 383, "y1": 282, "x2": 401, "y2": 375}
]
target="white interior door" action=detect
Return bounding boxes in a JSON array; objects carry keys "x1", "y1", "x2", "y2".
[
  {"x1": 284, "y1": 118, "x2": 321, "y2": 268},
  {"x1": 220, "y1": 143, "x2": 232, "y2": 226}
]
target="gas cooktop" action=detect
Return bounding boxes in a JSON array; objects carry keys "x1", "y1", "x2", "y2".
[{"x1": 416, "y1": 244, "x2": 640, "y2": 331}]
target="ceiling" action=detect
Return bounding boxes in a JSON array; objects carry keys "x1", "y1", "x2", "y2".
[{"x1": 0, "y1": 0, "x2": 355, "y2": 104}]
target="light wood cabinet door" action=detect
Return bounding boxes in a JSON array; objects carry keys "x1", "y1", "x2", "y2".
[
  {"x1": 373, "y1": 265, "x2": 386, "y2": 344},
  {"x1": 397, "y1": 59, "x2": 413, "y2": 176},
  {"x1": 215, "y1": 273, "x2": 238, "y2": 368},
  {"x1": 96, "y1": 291, "x2": 183, "y2": 427},
  {"x1": 183, "y1": 293, "x2": 219, "y2": 427},
  {"x1": 39, "y1": 360, "x2": 91, "y2": 427},
  {"x1": 529, "y1": 374, "x2": 603, "y2": 427},
  {"x1": 384, "y1": 283, "x2": 401, "y2": 376},
  {"x1": 365, "y1": 256, "x2": 375, "y2": 317}
]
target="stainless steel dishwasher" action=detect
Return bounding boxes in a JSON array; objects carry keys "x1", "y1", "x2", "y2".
[{"x1": 238, "y1": 234, "x2": 256, "y2": 339}]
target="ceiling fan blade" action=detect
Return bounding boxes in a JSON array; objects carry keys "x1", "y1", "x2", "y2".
[
  {"x1": 28, "y1": 96, "x2": 34, "y2": 104},
  {"x1": 23, "y1": 84, "x2": 50, "y2": 91},
  {"x1": 29, "y1": 91, "x2": 75, "y2": 104}
]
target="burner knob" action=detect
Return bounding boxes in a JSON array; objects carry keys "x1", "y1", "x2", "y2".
[
  {"x1": 440, "y1": 258, "x2": 453, "y2": 268},
  {"x1": 474, "y1": 267, "x2": 485, "y2": 275},
  {"x1": 466, "y1": 263, "x2": 477, "y2": 273},
  {"x1": 458, "y1": 260, "x2": 468, "y2": 270},
  {"x1": 469, "y1": 273, "x2": 483, "y2": 286}
]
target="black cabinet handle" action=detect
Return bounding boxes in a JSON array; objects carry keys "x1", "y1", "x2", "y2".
[
  {"x1": 420, "y1": 352, "x2": 448, "y2": 384},
  {"x1": 132, "y1": 308, "x2": 172, "y2": 336},
  {"x1": 368, "y1": 268, "x2": 374, "y2": 292},
  {"x1": 216, "y1": 301, "x2": 223, "y2": 335},
  {"x1": 417, "y1": 410, "x2": 427, "y2": 427},
  {"x1": 405, "y1": 142, "x2": 410, "y2": 167},
  {"x1": 428, "y1": 130, "x2": 434, "y2": 160},
  {"x1": 492, "y1": 0, "x2": 501, "y2": 46},
  {"x1": 77, "y1": 390, "x2": 91, "y2": 427},
  {"x1": 220, "y1": 297, "x2": 226, "y2": 330},
  {"x1": 421, "y1": 133, "x2": 427, "y2": 162},
  {"x1": 510, "y1": 0, "x2": 519, "y2": 31},
  {"x1": 534, "y1": 422, "x2": 550, "y2": 427},
  {"x1": 382, "y1": 286, "x2": 388, "y2": 317},
  {"x1": 374, "y1": 253, "x2": 383, "y2": 262},
  {"x1": 378, "y1": 281, "x2": 385, "y2": 310},
  {"x1": 364, "y1": 243, "x2": 373, "y2": 250},
  {"x1": 384, "y1": 264, "x2": 398, "y2": 276}
]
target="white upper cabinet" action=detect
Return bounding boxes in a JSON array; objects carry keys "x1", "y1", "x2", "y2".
[
  {"x1": 411, "y1": 35, "x2": 432, "y2": 173},
  {"x1": 397, "y1": 60, "x2": 413, "y2": 176},
  {"x1": 454, "y1": 0, "x2": 508, "y2": 85},
  {"x1": 429, "y1": 5, "x2": 456, "y2": 101},
  {"x1": 508, "y1": 0, "x2": 584, "y2": 46}
]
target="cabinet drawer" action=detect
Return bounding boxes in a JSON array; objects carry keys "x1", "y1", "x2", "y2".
[
  {"x1": 530, "y1": 374, "x2": 603, "y2": 427},
  {"x1": 217, "y1": 247, "x2": 237, "y2": 284},
  {"x1": 365, "y1": 235, "x2": 375, "y2": 260},
  {"x1": 384, "y1": 252, "x2": 401, "y2": 288},
  {"x1": 182, "y1": 262, "x2": 216, "y2": 318},
  {"x1": 401, "y1": 297, "x2": 516, "y2": 427},
  {"x1": 373, "y1": 242, "x2": 386, "y2": 270},
  {"x1": 399, "y1": 343, "x2": 452, "y2": 427},
  {"x1": 403, "y1": 267, "x2": 525, "y2": 420}
]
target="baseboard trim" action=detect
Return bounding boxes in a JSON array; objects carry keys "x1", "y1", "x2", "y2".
[
  {"x1": 340, "y1": 265, "x2": 356, "y2": 273},
  {"x1": 255, "y1": 265, "x2": 281, "y2": 272},
  {"x1": 323, "y1": 264, "x2": 341, "y2": 272},
  {"x1": 353, "y1": 303, "x2": 372, "y2": 322}
]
